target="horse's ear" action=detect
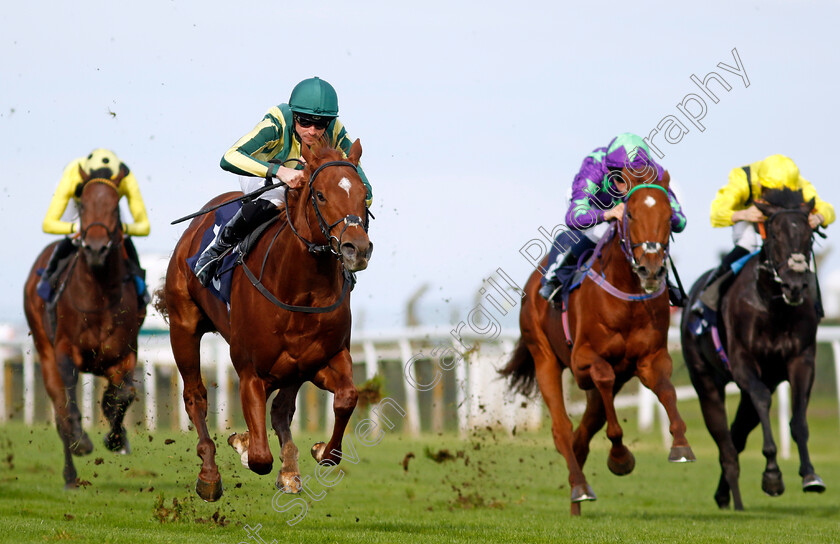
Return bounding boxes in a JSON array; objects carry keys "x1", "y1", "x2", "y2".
[
  {"x1": 78, "y1": 164, "x2": 90, "y2": 183},
  {"x1": 348, "y1": 139, "x2": 362, "y2": 166},
  {"x1": 658, "y1": 169, "x2": 671, "y2": 190},
  {"x1": 301, "y1": 142, "x2": 320, "y2": 170},
  {"x1": 803, "y1": 197, "x2": 816, "y2": 214},
  {"x1": 754, "y1": 199, "x2": 775, "y2": 217},
  {"x1": 114, "y1": 163, "x2": 129, "y2": 185}
]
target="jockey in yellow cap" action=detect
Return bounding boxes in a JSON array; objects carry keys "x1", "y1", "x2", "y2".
[
  {"x1": 37, "y1": 149, "x2": 151, "y2": 306},
  {"x1": 696, "y1": 154, "x2": 834, "y2": 312}
]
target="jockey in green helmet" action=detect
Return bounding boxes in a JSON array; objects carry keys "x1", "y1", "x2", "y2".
[{"x1": 194, "y1": 77, "x2": 371, "y2": 287}]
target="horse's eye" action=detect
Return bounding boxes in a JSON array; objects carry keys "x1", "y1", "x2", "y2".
[{"x1": 316, "y1": 191, "x2": 326, "y2": 203}]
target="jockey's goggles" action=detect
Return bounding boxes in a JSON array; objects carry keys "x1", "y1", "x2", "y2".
[{"x1": 294, "y1": 113, "x2": 332, "y2": 129}]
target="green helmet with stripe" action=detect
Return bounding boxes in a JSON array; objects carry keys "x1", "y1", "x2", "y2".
[{"x1": 289, "y1": 77, "x2": 339, "y2": 117}]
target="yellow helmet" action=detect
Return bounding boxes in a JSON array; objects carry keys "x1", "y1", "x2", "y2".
[
  {"x1": 757, "y1": 154, "x2": 799, "y2": 190},
  {"x1": 82, "y1": 148, "x2": 124, "y2": 180}
]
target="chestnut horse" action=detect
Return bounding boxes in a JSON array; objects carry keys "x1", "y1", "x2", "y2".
[
  {"x1": 158, "y1": 141, "x2": 371, "y2": 501},
  {"x1": 23, "y1": 175, "x2": 143, "y2": 489},
  {"x1": 501, "y1": 171, "x2": 694, "y2": 515},
  {"x1": 681, "y1": 187, "x2": 825, "y2": 510}
]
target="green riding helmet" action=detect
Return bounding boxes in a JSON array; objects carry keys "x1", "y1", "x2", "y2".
[{"x1": 289, "y1": 77, "x2": 339, "y2": 117}]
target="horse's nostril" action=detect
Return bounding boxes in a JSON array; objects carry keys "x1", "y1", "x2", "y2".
[{"x1": 340, "y1": 243, "x2": 357, "y2": 259}]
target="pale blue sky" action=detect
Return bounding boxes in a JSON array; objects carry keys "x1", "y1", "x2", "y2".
[{"x1": 2, "y1": 0, "x2": 839, "y2": 329}]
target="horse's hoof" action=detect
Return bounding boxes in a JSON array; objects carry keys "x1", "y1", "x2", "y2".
[
  {"x1": 228, "y1": 433, "x2": 250, "y2": 468},
  {"x1": 668, "y1": 446, "x2": 696, "y2": 463},
  {"x1": 607, "y1": 450, "x2": 635, "y2": 476},
  {"x1": 276, "y1": 471, "x2": 302, "y2": 494},
  {"x1": 70, "y1": 433, "x2": 94, "y2": 456},
  {"x1": 103, "y1": 427, "x2": 129, "y2": 454},
  {"x1": 311, "y1": 442, "x2": 327, "y2": 463},
  {"x1": 195, "y1": 477, "x2": 223, "y2": 502},
  {"x1": 803, "y1": 474, "x2": 826, "y2": 493},
  {"x1": 762, "y1": 470, "x2": 785, "y2": 497},
  {"x1": 63, "y1": 481, "x2": 80, "y2": 491},
  {"x1": 571, "y1": 483, "x2": 597, "y2": 502}
]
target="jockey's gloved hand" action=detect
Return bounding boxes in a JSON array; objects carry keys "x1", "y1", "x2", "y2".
[{"x1": 275, "y1": 166, "x2": 304, "y2": 189}]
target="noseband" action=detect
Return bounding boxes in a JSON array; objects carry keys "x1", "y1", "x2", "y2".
[
  {"x1": 618, "y1": 184, "x2": 671, "y2": 271},
  {"x1": 286, "y1": 160, "x2": 373, "y2": 259},
  {"x1": 78, "y1": 179, "x2": 122, "y2": 253},
  {"x1": 758, "y1": 208, "x2": 813, "y2": 284}
]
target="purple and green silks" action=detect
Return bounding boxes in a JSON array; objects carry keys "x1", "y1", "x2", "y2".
[{"x1": 564, "y1": 133, "x2": 686, "y2": 233}]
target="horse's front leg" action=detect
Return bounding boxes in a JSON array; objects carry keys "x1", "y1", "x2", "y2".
[
  {"x1": 636, "y1": 349, "x2": 695, "y2": 463},
  {"x1": 102, "y1": 353, "x2": 137, "y2": 454},
  {"x1": 42, "y1": 343, "x2": 90, "y2": 488},
  {"x1": 731, "y1": 353, "x2": 783, "y2": 497},
  {"x1": 270, "y1": 383, "x2": 303, "y2": 493},
  {"x1": 239, "y1": 372, "x2": 273, "y2": 475},
  {"x1": 309, "y1": 350, "x2": 358, "y2": 466},
  {"x1": 581, "y1": 349, "x2": 635, "y2": 477},
  {"x1": 171, "y1": 323, "x2": 222, "y2": 501},
  {"x1": 787, "y1": 351, "x2": 825, "y2": 493}
]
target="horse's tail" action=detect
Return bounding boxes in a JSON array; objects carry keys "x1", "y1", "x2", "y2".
[
  {"x1": 499, "y1": 338, "x2": 537, "y2": 397},
  {"x1": 152, "y1": 283, "x2": 169, "y2": 325}
]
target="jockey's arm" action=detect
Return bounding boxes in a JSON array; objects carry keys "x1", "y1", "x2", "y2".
[
  {"x1": 221, "y1": 115, "x2": 283, "y2": 179},
  {"x1": 564, "y1": 166, "x2": 609, "y2": 230},
  {"x1": 665, "y1": 183, "x2": 687, "y2": 233},
  {"x1": 119, "y1": 172, "x2": 150, "y2": 236},
  {"x1": 42, "y1": 161, "x2": 83, "y2": 235},
  {"x1": 710, "y1": 167, "x2": 753, "y2": 228},
  {"x1": 799, "y1": 176, "x2": 835, "y2": 228}
]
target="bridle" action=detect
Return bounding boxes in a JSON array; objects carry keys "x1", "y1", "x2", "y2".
[
  {"x1": 239, "y1": 160, "x2": 373, "y2": 314},
  {"x1": 617, "y1": 183, "x2": 671, "y2": 273},
  {"x1": 757, "y1": 207, "x2": 813, "y2": 285},
  {"x1": 77, "y1": 178, "x2": 123, "y2": 254},
  {"x1": 285, "y1": 160, "x2": 373, "y2": 259}
]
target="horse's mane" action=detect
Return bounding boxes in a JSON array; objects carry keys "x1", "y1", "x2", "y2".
[
  {"x1": 279, "y1": 146, "x2": 347, "y2": 223},
  {"x1": 762, "y1": 187, "x2": 804, "y2": 209}
]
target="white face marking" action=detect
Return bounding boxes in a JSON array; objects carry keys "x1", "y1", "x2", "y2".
[
  {"x1": 338, "y1": 177, "x2": 352, "y2": 197},
  {"x1": 644, "y1": 196, "x2": 657, "y2": 208}
]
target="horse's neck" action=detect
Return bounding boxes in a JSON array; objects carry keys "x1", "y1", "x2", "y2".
[
  {"x1": 597, "y1": 234, "x2": 638, "y2": 290},
  {"x1": 261, "y1": 211, "x2": 342, "y2": 293},
  {"x1": 73, "y1": 249, "x2": 125, "y2": 296}
]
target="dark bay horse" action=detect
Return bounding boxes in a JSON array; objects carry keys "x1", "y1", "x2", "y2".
[
  {"x1": 158, "y1": 141, "x2": 371, "y2": 501},
  {"x1": 502, "y1": 171, "x2": 694, "y2": 516},
  {"x1": 23, "y1": 174, "x2": 144, "y2": 489},
  {"x1": 681, "y1": 187, "x2": 825, "y2": 510}
]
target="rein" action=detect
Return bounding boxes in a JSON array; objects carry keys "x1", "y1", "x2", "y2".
[
  {"x1": 757, "y1": 207, "x2": 814, "y2": 287},
  {"x1": 584, "y1": 184, "x2": 671, "y2": 302},
  {"x1": 239, "y1": 160, "x2": 367, "y2": 313},
  {"x1": 618, "y1": 184, "x2": 671, "y2": 269},
  {"x1": 286, "y1": 160, "x2": 372, "y2": 257}
]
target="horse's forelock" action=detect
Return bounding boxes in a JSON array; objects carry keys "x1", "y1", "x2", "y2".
[{"x1": 763, "y1": 187, "x2": 804, "y2": 209}]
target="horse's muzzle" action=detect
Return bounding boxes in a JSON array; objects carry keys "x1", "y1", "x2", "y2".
[
  {"x1": 635, "y1": 262, "x2": 667, "y2": 294},
  {"x1": 341, "y1": 240, "x2": 373, "y2": 272},
  {"x1": 781, "y1": 278, "x2": 809, "y2": 307},
  {"x1": 82, "y1": 242, "x2": 111, "y2": 268}
]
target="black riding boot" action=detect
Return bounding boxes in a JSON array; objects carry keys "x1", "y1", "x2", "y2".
[
  {"x1": 193, "y1": 199, "x2": 276, "y2": 287},
  {"x1": 123, "y1": 237, "x2": 150, "y2": 306},
  {"x1": 37, "y1": 237, "x2": 76, "y2": 302},
  {"x1": 695, "y1": 246, "x2": 751, "y2": 313},
  {"x1": 539, "y1": 251, "x2": 577, "y2": 301}
]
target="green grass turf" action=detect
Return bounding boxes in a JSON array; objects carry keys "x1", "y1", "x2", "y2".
[{"x1": 0, "y1": 394, "x2": 838, "y2": 544}]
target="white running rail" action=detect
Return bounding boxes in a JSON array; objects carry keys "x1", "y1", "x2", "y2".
[{"x1": 2, "y1": 326, "x2": 840, "y2": 459}]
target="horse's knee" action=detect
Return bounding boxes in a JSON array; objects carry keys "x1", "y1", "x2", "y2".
[
  {"x1": 102, "y1": 383, "x2": 136, "y2": 420},
  {"x1": 333, "y1": 387, "x2": 358, "y2": 416}
]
